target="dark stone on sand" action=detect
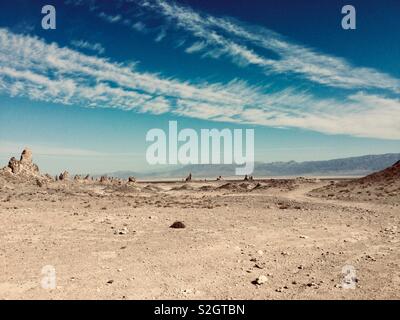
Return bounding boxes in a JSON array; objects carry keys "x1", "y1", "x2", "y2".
[{"x1": 170, "y1": 221, "x2": 186, "y2": 229}]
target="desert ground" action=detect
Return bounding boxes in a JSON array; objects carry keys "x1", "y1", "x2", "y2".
[{"x1": 0, "y1": 150, "x2": 399, "y2": 299}]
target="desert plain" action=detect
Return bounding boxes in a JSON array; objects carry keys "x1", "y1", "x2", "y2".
[{"x1": 0, "y1": 149, "x2": 399, "y2": 299}]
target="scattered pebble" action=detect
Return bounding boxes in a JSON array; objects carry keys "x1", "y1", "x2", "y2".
[
  {"x1": 254, "y1": 262, "x2": 266, "y2": 269},
  {"x1": 170, "y1": 221, "x2": 186, "y2": 229},
  {"x1": 254, "y1": 275, "x2": 268, "y2": 285},
  {"x1": 114, "y1": 227, "x2": 129, "y2": 235}
]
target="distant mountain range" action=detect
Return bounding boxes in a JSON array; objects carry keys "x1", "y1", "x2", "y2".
[{"x1": 102, "y1": 153, "x2": 400, "y2": 179}]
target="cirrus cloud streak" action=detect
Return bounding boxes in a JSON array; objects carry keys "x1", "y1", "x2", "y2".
[{"x1": 0, "y1": 28, "x2": 399, "y2": 140}]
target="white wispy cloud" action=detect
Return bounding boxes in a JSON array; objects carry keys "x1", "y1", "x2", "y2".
[
  {"x1": 71, "y1": 39, "x2": 105, "y2": 54},
  {"x1": 137, "y1": 0, "x2": 400, "y2": 94},
  {"x1": 98, "y1": 12, "x2": 122, "y2": 23},
  {"x1": 185, "y1": 41, "x2": 207, "y2": 54},
  {"x1": 1, "y1": 28, "x2": 400, "y2": 140},
  {"x1": 155, "y1": 29, "x2": 166, "y2": 42},
  {"x1": 65, "y1": 0, "x2": 400, "y2": 94},
  {"x1": 132, "y1": 21, "x2": 146, "y2": 32},
  {"x1": 0, "y1": 28, "x2": 257, "y2": 114}
]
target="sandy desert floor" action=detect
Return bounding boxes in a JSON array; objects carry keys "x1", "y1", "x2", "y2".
[{"x1": 0, "y1": 178, "x2": 399, "y2": 300}]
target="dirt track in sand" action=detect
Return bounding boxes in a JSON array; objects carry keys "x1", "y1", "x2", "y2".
[{"x1": 0, "y1": 178, "x2": 399, "y2": 299}]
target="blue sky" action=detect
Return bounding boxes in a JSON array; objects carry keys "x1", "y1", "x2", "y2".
[{"x1": 0, "y1": 0, "x2": 399, "y2": 174}]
